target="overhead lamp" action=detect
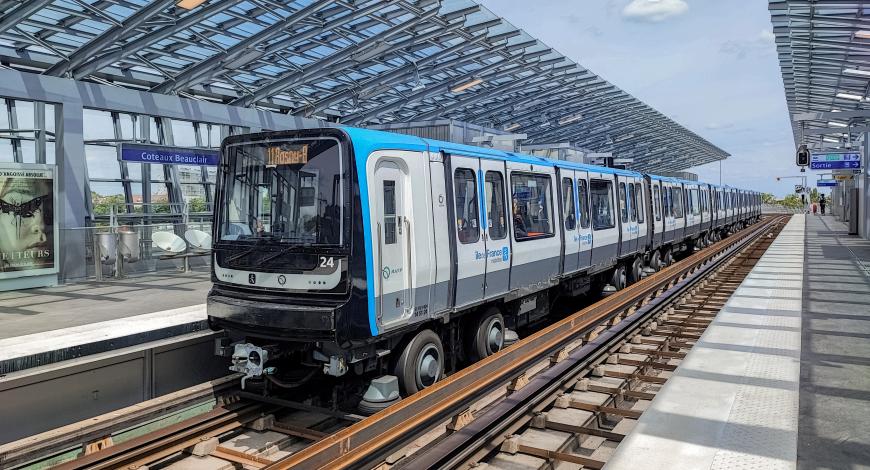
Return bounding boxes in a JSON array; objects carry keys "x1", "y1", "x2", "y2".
[
  {"x1": 504, "y1": 123, "x2": 521, "y2": 132},
  {"x1": 836, "y1": 92, "x2": 864, "y2": 101},
  {"x1": 557, "y1": 114, "x2": 584, "y2": 125},
  {"x1": 176, "y1": 0, "x2": 207, "y2": 9},
  {"x1": 828, "y1": 121, "x2": 848, "y2": 128},
  {"x1": 450, "y1": 77, "x2": 483, "y2": 93},
  {"x1": 855, "y1": 30, "x2": 870, "y2": 39},
  {"x1": 844, "y1": 68, "x2": 870, "y2": 77},
  {"x1": 823, "y1": 137, "x2": 840, "y2": 143}
]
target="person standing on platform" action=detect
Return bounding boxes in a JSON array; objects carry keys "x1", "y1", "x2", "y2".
[{"x1": 820, "y1": 194, "x2": 826, "y2": 215}]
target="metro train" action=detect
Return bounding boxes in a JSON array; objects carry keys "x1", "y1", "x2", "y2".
[{"x1": 207, "y1": 127, "x2": 760, "y2": 397}]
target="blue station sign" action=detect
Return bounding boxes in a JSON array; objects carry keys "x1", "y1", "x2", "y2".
[
  {"x1": 119, "y1": 143, "x2": 219, "y2": 166},
  {"x1": 816, "y1": 180, "x2": 837, "y2": 187},
  {"x1": 810, "y1": 151, "x2": 862, "y2": 170}
]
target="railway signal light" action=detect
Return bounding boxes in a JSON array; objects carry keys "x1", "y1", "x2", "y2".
[{"x1": 796, "y1": 144, "x2": 810, "y2": 167}]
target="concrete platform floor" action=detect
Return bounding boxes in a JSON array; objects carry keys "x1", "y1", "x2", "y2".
[
  {"x1": 799, "y1": 215, "x2": 870, "y2": 470},
  {"x1": 0, "y1": 270, "x2": 210, "y2": 339}
]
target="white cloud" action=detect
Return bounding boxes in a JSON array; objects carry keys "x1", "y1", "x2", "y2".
[
  {"x1": 759, "y1": 29, "x2": 775, "y2": 42},
  {"x1": 622, "y1": 0, "x2": 689, "y2": 23}
]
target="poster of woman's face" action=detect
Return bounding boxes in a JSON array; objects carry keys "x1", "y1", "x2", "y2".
[{"x1": 0, "y1": 165, "x2": 56, "y2": 275}]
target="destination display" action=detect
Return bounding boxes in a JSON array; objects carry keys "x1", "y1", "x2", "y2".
[
  {"x1": 0, "y1": 164, "x2": 57, "y2": 279},
  {"x1": 809, "y1": 151, "x2": 862, "y2": 170},
  {"x1": 119, "y1": 143, "x2": 219, "y2": 166},
  {"x1": 816, "y1": 180, "x2": 837, "y2": 187}
]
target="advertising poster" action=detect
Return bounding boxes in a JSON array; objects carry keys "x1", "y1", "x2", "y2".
[{"x1": 0, "y1": 163, "x2": 58, "y2": 278}]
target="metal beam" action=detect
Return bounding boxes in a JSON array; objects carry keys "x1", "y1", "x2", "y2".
[
  {"x1": 151, "y1": 0, "x2": 336, "y2": 93},
  {"x1": 44, "y1": 0, "x2": 177, "y2": 76}
]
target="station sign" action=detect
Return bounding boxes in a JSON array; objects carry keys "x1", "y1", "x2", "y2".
[
  {"x1": 119, "y1": 143, "x2": 220, "y2": 166},
  {"x1": 809, "y1": 151, "x2": 862, "y2": 170},
  {"x1": 834, "y1": 174, "x2": 852, "y2": 181},
  {"x1": 817, "y1": 180, "x2": 837, "y2": 187}
]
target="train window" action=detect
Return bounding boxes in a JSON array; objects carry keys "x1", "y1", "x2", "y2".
[
  {"x1": 383, "y1": 180, "x2": 397, "y2": 245},
  {"x1": 618, "y1": 182, "x2": 628, "y2": 223},
  {"x1": 653, "y1": 185, "x2": 661, "y2": 221},
  {"x1": 578, "y1": 178, "x2": 590, "y2": 229},
  {"x1": 562, "y1": 177, "x2": 577, "y2": 230},
  {"x1": 673, "y1": 187, "x2": 684, "y2": 218},
  {"x1": 590, "y1": 179, "x2": 615, "y2": 230},
  {"x1": 485, "y1": 171, "x2": 507, "y2": 240},
  {"x1": 663, "y1": 187, "x2": 671, "y2": 218},
  {"x1": 691, "y1": 189, "x2": 700, "y2": 216},
  {"x1": 511, "y1": 172, "x2": 554, "y2": 241},
  {"x1": 628, "y1": 183, "x2": 637, "y2": 222},
  {"x1": 453, "y1": 168, "x2": 479, "y2": 244},
  {"x1": 635, "y1": 183, "x2": 645, "y2": 223}
]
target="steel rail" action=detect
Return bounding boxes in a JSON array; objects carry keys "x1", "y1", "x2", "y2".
[
  {"x1": 399, "y1": 216, "x2": 788, "y2": 469},
  {"x1": 263, "y1": 216, "x2": 786, "y2": 470},
  {"x1": 53, "y1": 401, "x2": 269, "y2": 470}
]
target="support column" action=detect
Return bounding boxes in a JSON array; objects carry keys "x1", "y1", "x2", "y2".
[{"x1": 57, "y1": 101, "x2": 88, "y2": 281}]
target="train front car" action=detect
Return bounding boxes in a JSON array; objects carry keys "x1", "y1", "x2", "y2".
[{"x1": 207, "y1": 128, "x2": 370, "y2": 390}]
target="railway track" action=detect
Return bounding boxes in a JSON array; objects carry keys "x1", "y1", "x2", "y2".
[{"x1": 3, "y1": 216, "x2": 787, "y2": 470}]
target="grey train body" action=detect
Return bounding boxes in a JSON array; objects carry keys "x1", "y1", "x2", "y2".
[{"x1": 207, "y1": 127, "x2": 762, "y2": 395}]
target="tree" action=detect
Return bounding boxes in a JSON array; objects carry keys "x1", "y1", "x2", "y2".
[
  {"x1": 762, "y1": 193, "x2": 777, "y2": 204},
  {"x1": 781, "y1": 193, "x2": 802, "y2": 209},
  {"x1": 810, "y1": 188, "x2": 820, "y2": 203}
]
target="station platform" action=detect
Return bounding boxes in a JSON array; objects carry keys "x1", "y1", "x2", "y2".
[
  {"x1": 0, "y1": 271, "x2": 210, "y2": 373},
  {"x1": 0, "y1": 271, "x2": 228, "y2": 444},
  {"x1": 605, "y1": 214, "x2": 870, "y2": 469}
]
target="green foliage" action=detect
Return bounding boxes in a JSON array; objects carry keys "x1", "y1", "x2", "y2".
[
  {"x1": 761, "y1": 193, "x2": 777, "y2": 204},
  {"x1": 810, "y1": 188, "x2": 820, "y2": 203},
  {"x1": 188, "y1": 197, "x2": 208, "y2": 213},
  {"x1": 91, "y1": 192, "x2": 125, "y2": 216},
  {"x1": 780, "y1": 193, "x2": 803, "y2": 209}
]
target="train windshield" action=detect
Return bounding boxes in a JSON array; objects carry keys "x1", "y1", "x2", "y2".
[{"x1": 217, "y1": 137, "x2": 346, "y2": 246}]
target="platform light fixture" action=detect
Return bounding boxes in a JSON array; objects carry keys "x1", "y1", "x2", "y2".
[
  {"x1": 828, "y1": 121, "x2": 848, "y2": 128},
  {"x1": 557, "y1": 114, "x2": 584, "y2": 126},
  {"x1": 855, "y1": 30, "x2": 870, "y2": 39},
  {"x1": 450, "y1": 77, "x2": 483, "y2": 93},
  {"x1": 504, "y1": 123, "x2": 521, "y2": 132},
  {"x1": 836, "y1": 92, "x2": 864, "y2": 101},
  {"x1": 823, "y1": 137, "x2": 840, "y2": 143},
  {"x1": 177, "y1": 0, "x2": 207, "y2": 9},
  {"x1": 844, "y1": 68, "x2": 870, "y2": 77}
]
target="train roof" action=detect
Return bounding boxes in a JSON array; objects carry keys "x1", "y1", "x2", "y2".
[{"x1": 339, "y1": 126, "x2": 750, "y2": 191}]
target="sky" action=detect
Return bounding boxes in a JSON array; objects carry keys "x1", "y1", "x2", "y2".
[{"x1": 476, "y1": 0, "x2": 813, "y2": 197}]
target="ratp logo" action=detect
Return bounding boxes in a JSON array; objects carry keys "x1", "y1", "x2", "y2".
[
  {"x1": 502, "y1": 247, "x2": 509, "y2": 262},
  {"x1": 248, "y1": 273, "x2": 256, "y2": 284},
  {"x1": 382, "y1": 266, "x2": 391, "y2": 279}
]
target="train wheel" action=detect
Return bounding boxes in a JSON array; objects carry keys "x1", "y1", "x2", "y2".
[
  {"x1": 649, "y1": 250, "x2": 662, "y2": 271},
  {"x1": 468, "y1": 309, "x2": 505, "y2": 362},
  {"x1": 394, "y1": 329, "x2": 444, "y2": 396},
  {"x1": 627, "y1": 257, "x2": 643, "y2": 284},
  {"x1": 663, "y1": 248, "x2": 674, "y2": 267},
  {"x1": 611, "y1": 265, "x2": 627, "y2": 291}
]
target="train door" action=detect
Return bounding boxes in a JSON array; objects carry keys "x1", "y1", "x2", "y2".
[
  {"x1": 651, "y1": 179, "x2": 664, "y2": 247},
  {"x1": 616, "y1": 175, "x2": 636, "y2": 256},
  {"x1": 633, "y1": 179, "x2": 648, "y2": 252},
  {"x1": 480, "y1": 158, "x2": 510, "y2": 299},
  {"x1": 662, "y1": 181, "x2": 675, "y2": 244},
  {"x1": 450, "y1": 154, "x2": 485, "y2": 307},
  {"x1": 672, "y1": 183, "x2": 686, "y2": 242},
  {"x1": 589, "y1": 172, "x2": 619, "y2": 267},
  {"x1": 369, "y1": 150, "x2": 439, "y2": 330},
  {"x1": 372, "y1": 159, "x2": 412, "y2": 328},
  {"x1": 577, "y1": 172, "x2": 593, "y2": 269},
  {"x1": 560, "y1": 169, "x2": 580, "y2": 274}
]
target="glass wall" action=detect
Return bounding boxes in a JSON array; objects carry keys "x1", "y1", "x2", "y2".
[
  {"x1": 0, "y1": 98, "x2": 56, "y2": 164},
  {"x1": 83, "y1": 109, "x2": 241, "y2": 220}
]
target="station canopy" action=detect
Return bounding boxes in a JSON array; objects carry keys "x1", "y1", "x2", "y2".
[
  {"x1": 770, "y1": 0, "x2": 870, "y2": 148},
  {"x1": 0, "y1": 0, "x2": 729, "y2": 171}
]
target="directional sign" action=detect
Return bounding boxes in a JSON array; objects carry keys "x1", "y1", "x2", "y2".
[
  {"x1": 817, "y1": 180, "x2": 837, "y2": 187},
  {"x1": 810, "y1": 151, "x2": 862, "y2": 170}
]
